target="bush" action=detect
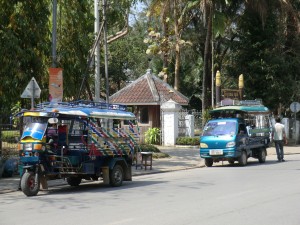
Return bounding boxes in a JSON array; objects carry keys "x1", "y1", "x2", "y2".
[
  {"x1": 176, "y1": 137, "x2": 200, "y2": 146},
  {"x1": 2, "y1": 130, "x2": 19, "y2": 143},
  {"x1": 139, "y1": 144, "x2": 161, "y2": 153},
  {"x1": 138, "y1": 144, "x2": 169, "y2": 159},
  {"x1": 145, "y1": 128, "x2": 161, "y2": 145}
]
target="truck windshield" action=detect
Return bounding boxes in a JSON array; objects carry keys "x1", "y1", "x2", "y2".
[
  {"x1": 202, "y1": 121, "x2": 237, "y2": 136},
  {"x1": 21, "y1": 123, "x2": 47, "y2": 141}
]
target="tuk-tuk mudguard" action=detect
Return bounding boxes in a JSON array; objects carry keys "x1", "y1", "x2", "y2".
[{"x1": 108, "y1": 157, "x2": 129, "y2": 170}]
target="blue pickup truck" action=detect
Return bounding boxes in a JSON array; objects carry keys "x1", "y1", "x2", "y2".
[{"x1": 200, "y1": 100, "x2": 272, "y2": 167}]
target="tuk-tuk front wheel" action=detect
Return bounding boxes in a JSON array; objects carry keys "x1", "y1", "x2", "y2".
[{"x1": 21, "y1": 172, "x2": 40, "y2": 197}]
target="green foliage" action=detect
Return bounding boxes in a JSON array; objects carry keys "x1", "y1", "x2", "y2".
[
  {"x1": 0, "y1": 0, "x2": 51, "y2": 114},
  {"x1": 138, "y1": 144, "x2": 170, "y2": 159},
  {"x1": 2, "y1": 130, "x2": 19, "y2": 143},
  {"x1": 202, "y1": 108, "x2": 212, "y2": 127},
  {"x1": 145, "y1": 127, "x2": 161, "y2": 145},
  {"x1": 0, "y1": 0, "x2": 299, "y2": 118},
  {"x1": 176, "y1": 137, "x2": 200, "y2": 146},
  {"x1": 139, "y1": 144, "x2": 161, "y2": 153},
  {"x1": 10, "y1": 101, "x2": 21, "y2": 126}
]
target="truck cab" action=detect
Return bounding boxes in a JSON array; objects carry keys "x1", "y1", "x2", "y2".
[{"x1": 200, "y1": 100, "x2": 271, "y2": 167}]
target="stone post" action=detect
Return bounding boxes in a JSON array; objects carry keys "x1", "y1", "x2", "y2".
[{"x1": 161, "y1": 100, "x2": 181, "y2": 146}]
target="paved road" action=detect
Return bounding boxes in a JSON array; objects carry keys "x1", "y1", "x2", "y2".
[
  {"x1": 1, "y1": 152, "x2": 300, "y2": 225},
  {"x1": 0, "y1": 145, "x2": 299, "y2": 194}
]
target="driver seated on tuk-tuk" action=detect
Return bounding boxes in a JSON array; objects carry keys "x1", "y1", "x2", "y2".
[{"x1": 46, "y1": 118, "x2": 58, "y2": 151}]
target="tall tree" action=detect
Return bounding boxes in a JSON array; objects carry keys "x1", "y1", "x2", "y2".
[{"x1": 0, "y1": 0, "x2": 51, "y2": 118}]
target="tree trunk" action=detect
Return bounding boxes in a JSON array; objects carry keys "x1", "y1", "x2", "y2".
[
  {"x1": 162, "y1": 2, "x2": 169, "y2": 72},
  {"x1": 174, "y1": 0, "x2": 180, "y2": 91},
  {"x1": 202, "y1": 4, "x2": 212, "y2": 126}
]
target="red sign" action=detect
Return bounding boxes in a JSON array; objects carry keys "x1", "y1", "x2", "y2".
[{"x1": 49, "y1": 68, "x2": 63, "y2": 103}]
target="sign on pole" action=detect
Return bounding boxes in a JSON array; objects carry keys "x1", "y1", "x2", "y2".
[
  {"x1": 49, "y1": 68, "x2": 63, "y2": 103},
  {"x1": 289, "y1": 102, "x2": 300, "y2": 144},
  {"x1": 290, "y1": 102, "x2": 300, "y2": 113},
  {"x1": 21, "y1": 77, "x2": 41, "y2": 109},
  {"x1": 21, "y1": 77, "x2": 41, "y2": 98}
]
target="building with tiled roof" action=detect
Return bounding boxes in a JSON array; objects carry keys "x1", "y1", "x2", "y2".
[
  {"x1": 110, "y1": 69, "x2": 189, "y2": 142},
  {"x1": 110, "y1": 69, "x2": 189, "y2": 106}
]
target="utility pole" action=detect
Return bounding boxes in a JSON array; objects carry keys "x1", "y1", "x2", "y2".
[
  {"x1": 211, "y1": 6, "x2": 214, "y2": 108},
  {"x1": 52, "y1": 0, "x2": 57, "y2": 67},
  {"x1": 94, "y1": 0, "x2": 101, "y2": 101},
  {"x1": 103, "y1": 0, "x2": 109, "y2": 104}
]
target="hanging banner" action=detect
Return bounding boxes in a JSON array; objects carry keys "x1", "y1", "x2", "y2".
[{"x1": 49, "y1": 68, "x2": 63, "y2": 103}]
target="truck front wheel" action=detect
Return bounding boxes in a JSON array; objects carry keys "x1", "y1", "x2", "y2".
[
  {"x1": 21, "y1": 172, "x2": 40, "y2": 197},
  {"x1": 205, "y1": 158, "x2": 213, "y2": 167},
  {"x1": 238, "y1": 151, "x2": 247, "y2": 166}
]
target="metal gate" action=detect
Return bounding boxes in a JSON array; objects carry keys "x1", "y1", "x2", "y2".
[{"x1": 178, "y1": 109, "x2": 202, "y2": 137}]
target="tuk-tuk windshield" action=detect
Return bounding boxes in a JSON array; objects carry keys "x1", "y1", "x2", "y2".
[
  {"x1": 21, "y1": 122, "x2": 47, "y2": 141},
  {"x1": 202, "y1": 121, "x2": 237, "y2": 136}
]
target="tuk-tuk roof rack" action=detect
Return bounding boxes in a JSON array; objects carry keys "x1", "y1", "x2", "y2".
[
  {"x1": 218, "y1": 99, "x2": 263, "y2": 107},
  {"x1": 36, "y1": 100, "x2": 128, "y2": 111}
]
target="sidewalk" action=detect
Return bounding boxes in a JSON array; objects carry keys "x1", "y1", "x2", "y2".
[{"x1": 0, "y1": 146, "x2": 299, "y2": 194}]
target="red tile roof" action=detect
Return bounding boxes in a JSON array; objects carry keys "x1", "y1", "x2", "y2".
[{"x1": 110, "y1": 69, "x2": 189, "y2": 105}]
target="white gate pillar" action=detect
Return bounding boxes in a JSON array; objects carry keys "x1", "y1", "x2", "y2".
[
  {"x1": 185, "y1": 114, "x2": 194, "y2": 137},
  {"x1": 161, "y1": 100, "x2": 181, "y2": 146},
  {"x1": 282, "y1": 118, "x2": 289, "y2": 138},
  {"x1": 295, "y1": 120, "x2": 300, "y2": 144}
]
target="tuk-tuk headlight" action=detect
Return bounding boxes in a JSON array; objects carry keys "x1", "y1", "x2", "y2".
[
  {"x1": 200, "y1": 143, "x2": 208, "y2": 148},
  {"x1": 33, "y1": 143, "x2": 42, "y2": 150},
  {"x1": 226, "y1": 141, "x2": 236, "y2": 148},
  {"x1": 24, "y1": 143, "x2": 33, "y2": 151}
]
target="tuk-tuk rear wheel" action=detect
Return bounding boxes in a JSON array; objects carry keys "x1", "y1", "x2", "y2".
[
  {"x1": 109, "y1": 164, "x2": 124, "y2": 187},
  {"x1": 67, "y1": 177, "x2": 82, "y2": 186},
  {"x1": 21, "y1": 172, "x2": 40, "y2": 197}
]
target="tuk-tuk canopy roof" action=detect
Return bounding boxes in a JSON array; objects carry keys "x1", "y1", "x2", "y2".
[
  {"x1": 210, "y1": 100, "x2": 270, "y2": 118},
  {"x1": 211, "y1": 105, "x2": 269, "y2": 114},
  {"x1": 18, "y1": 100, "x2": 136, "y2": 120}
]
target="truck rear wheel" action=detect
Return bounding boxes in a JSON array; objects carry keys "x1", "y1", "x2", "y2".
[
  {"x1": 258, "y1": 148, "x2": 267, "y2": 163},
  {"x1": 205, "y1": 158, "x2": 213, "y2": 167},
  {"x1": 110, "y1": 164, "x2": 124, "y2": 187},
  {"x1": 21, "y1": 172, "x2": 40, "y2": 197},
  {"x1": 238, "y1": 151, "x2": 247, "y2": 166}
]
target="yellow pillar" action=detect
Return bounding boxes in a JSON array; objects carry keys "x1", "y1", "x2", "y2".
[
  {"x1": 216, "y1": 71, "x2": 221, "y2": 106},
  {"x1": 238, "y1": 74, "x2": 244, "y2": 100}
]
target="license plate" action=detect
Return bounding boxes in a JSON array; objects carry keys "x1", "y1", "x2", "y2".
[{"x1": 209, "y1": 150, "x2": 223, "y2": 155}]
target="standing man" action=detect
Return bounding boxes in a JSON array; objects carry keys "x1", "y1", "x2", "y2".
[{"x1": 272, "y1": 117, "x2": 287, "y2": 162}]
